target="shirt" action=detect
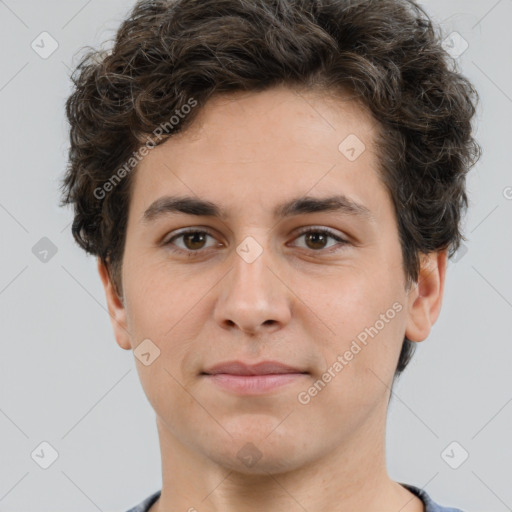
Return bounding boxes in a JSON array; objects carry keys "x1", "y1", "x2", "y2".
[{"x1": 125, "y1": 482, "x2": 465, "y2": 512}]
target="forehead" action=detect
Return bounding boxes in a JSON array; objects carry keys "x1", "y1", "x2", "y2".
[
  {"x1": 129, "y1": 86, "x2": 385, "y2": 223},
  {"x1": 170, "y1": 85, "x2": 376, "y2": 146}
]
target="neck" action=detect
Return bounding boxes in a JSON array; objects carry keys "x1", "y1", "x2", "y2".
[{"x1": 149, "y1": 411, "x2": 424, "y2": 512}]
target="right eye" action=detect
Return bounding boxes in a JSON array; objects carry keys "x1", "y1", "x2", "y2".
[{"x1": 164, "y1": 229, "x2": 222, "y2": 256}]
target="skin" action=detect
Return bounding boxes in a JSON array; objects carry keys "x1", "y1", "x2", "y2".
[{"x1": 98, "y1": 85, "x2": 447, "y2": 512}]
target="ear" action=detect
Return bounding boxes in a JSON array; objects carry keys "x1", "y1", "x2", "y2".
[
  {"x1": 405, "y1": 249, "x2": 448, "y2": 342},
  {"x1": 97, "y1": 257, "x2": 132, "y2": 350}
]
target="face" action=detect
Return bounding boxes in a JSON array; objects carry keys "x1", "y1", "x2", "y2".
[{"x1": 99, "y1": 85, "x2": 445, "y2": 474}]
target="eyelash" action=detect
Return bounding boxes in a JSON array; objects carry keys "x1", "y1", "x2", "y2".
[{"x1": 163, "y1": 227, "x2": 349, "y2": 257}]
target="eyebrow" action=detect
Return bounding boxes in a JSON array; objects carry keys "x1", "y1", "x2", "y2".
[{"x1": 141, "y1": 194, "x2": 375, "y2": 224}]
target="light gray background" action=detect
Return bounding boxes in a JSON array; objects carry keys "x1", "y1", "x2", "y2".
[{"x1": 0, "y1": 1, "x2": 511, "y2": 511}]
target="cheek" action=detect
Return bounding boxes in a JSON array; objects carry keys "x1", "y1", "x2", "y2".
[
  {"x1": 292, "y1": 269, "x2": 384, "y2": 337},
  {"x1": 124, "y1": 245, "x2": 406, "y2": 375},
  {"x1": 301, "y1": 269, "x2": 406, "y2": 376},
  {"x1": 123, "y1": 268, "x2": 204, "y2": 425},
  {"x1": 125, "y1": 263, "x2": 207, "y2": 336}
]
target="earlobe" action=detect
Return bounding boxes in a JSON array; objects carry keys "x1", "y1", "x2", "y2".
[
  {"x1": 404, "y1": 250, "x2": 448, "y2": 343},
  {"x1": 97, "y1": 257, "x2": 132, "y2": 351}
]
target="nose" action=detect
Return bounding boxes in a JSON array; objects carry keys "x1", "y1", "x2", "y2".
[{"x1": 213, "y1": 238, "x2": 292, "y2": 336}]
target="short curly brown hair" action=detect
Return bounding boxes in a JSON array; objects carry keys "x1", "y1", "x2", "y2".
[{"x1": 59, "y1": 0, "x2": 481, "y2": 378}]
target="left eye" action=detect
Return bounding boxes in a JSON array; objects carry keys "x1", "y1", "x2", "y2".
[
  {"x1": 164, "y1": 227, "x2": 348, "y2": 255},
  {"x1": 291, "y1": 227, "x2": 348, "y2": 252}
]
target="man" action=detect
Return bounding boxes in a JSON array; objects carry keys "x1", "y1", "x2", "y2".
[{"x1": 60, "y1": 0, "x2": 480, "y2": 510}]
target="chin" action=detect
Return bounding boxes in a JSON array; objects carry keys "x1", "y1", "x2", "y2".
[
  {"x1": 209, "y1": 446, "x2": 305, "y2": 476},
  {"x1": 203, "y1": 426, "x2": 311, "y2": 476}
]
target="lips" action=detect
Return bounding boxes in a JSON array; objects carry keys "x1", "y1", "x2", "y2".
[
  {"x1": 202, "y1": 360, "x2": 307, "y2": 376},
  {"x1": 201, "y1": 360, "x2": 309, "y2": 395}
]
